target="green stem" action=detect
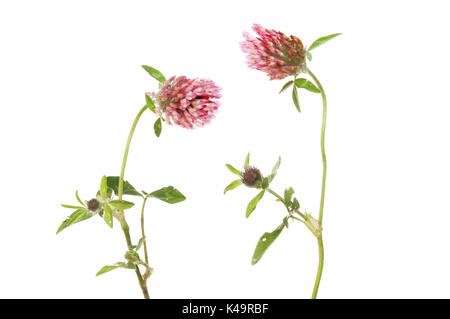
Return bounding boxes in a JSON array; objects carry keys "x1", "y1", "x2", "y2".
[
  {"x1": 266, "y1": 188, "x2": 285, "y2": 203},
  {"x1": 307, "y1": 68, "x2": 327, "y2": 299},
  {"x1": 311, "y1": 237, "x2": 324, "y2": 299},
  {"x1": 117, "y1": 104, "x2": 150, "y2": 299},
  {"x1": 267, "y1": 188, "x2": 306, "y2": 219},
  {"x1": 119, "y1": 105, "x2": 148, "y2": 200},
  {"x1": 140, "y1": 197, "x2": 149, "y2": 265}
]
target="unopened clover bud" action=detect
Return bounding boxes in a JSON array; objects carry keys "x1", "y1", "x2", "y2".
[
  {"x1": 241, "y1": 166, "x2": 262, "y2": 188},
  {"x1": 87, "y1": 198, "x2": 100, "y2": 212},
  {"x1": 305, "y1": 213, "x2": 322, "y2": 238}
]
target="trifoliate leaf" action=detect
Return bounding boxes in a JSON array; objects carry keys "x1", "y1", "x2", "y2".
[{"x1": 284, "y1": 187, "x2": 295, "y2": 204}]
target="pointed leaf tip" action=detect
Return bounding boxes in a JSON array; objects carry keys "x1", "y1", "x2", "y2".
[
  {"x1": 292, "y1": 85, "x2": 301, "y2": 112},
  {"x1": 308, "y1": 33, "x2": 342, "y2": 51},
  {"x1": 279, "y1": 80, "x2": 294, "y2": 93},
  {"x1": 149, "y1": 186, "x2": 186, "y2": 204},
  {"x1": 246, "y1": 190, "x2": 265, "y2": 218},
  {"x1": 225, "y1": 164, "x2": 241, "y2": 176},
  {"x1": 56, "y1": 208, "x2": 94, "y2": 234},
  {"x1": 269, "y1": 157, "x2": 281, "y2": 182},
  {"x1": 224, "y1": 179, "x2": 242, "y2": 194},
  {"x1": 251, "y1": 223, "x2": 285, "y2": 265},
  {"x1": 145, "y1": 94, "x2": 156, "y2": 113},
  {"x1": 154, "y1": 118, "x2": 162, "y2": 137},
  {"x1": 141, "y1": 65, "x2": 166, "y2": 83},
  {"x1": 244, "y1": 152, "x2": 250, "y2": 169},
  {"x1": 100, "y1": 175, "x2": 107, "y2": 199}
]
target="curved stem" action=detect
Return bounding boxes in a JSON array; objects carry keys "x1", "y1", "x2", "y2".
[
  {"x1": 311, "y1": 237, "x2": 324, "y2": 299},
  {"x1": 117, "y1": 104, "x2": 150, "y2": 299},
  {"x1": 119, "y1": 105, "x2": 148, "y2": 201},
  {"x1": 140, "y1": 197, "x2": 149, "y2": 265},
  {"x1": 307, "y1": 69, "x2": 327, "y2": 225},
  {"x1": 307, "y1": 68, "x2": 327, "y2": 299}
]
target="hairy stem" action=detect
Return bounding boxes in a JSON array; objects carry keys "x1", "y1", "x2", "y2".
[
  {"x1": 117, "y1": 104, "x2": 150, "y2": 299},
  {"x1": 307, "y1": 68, "x2": 327, "y2": 299}
]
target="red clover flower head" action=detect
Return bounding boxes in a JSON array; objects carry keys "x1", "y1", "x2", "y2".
[
  {"x1": 149, "y1": 76, "x2": 221, "y2": 129},
  {"x1": 240, "y1": 24, "x2": 305, "y2": 80}
]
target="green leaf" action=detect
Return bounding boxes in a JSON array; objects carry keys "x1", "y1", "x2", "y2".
[
  {"x1": 145, "y1": 94, "x2": 156, "y2": 113},
  {"x1": 308, "y1": 33, "x2": 342, "y2": 51},
  {"x1": 294, "y1": 78, "x2": 321, "y2": 93},
  {"x1": 305, "y1": 51, "x2": 312, "y2": 61},
  {"x1": 100, "y1": 175, "x2": 107, "y2": 199},
  {"x1": 282, "y1": 216, "x2": 289, "y2": 228},
  {"x1": 292, "y1": 85, "x2": 301, "y2": 112},
  {"x1": 109, "y1": 200, "x2": 135, "y2": 210},
  {"x1": 149, "y1": 186, "x2": 186, "y2": 204},
  {"x1": 224, "y1": 179, "x2": 242, "y2": 194},
  {"x1": 56, "y1": 209, "x2": 94, "y2": 234},
  {"x1": 75, "y1": 190, "x2": 84, "y2": 207},
  {"x1": 225, "y1": 164, "x2": 241, "y2": 176},
  {"x1": 141, "y1": 65, "x2": 166, "y2": 83},
  {"x1": 279, "y1": 80, "x2": 294, "y2": 93},
  {"x1": 106, "y1": 177, "x2": 141, "y2": 197},
  {"x1": 244, "y1": 152, "x2": 250, "y2": 169},
  {"x1": 61, "y1": 204, "x2": 84, "y2": 209},
  {"x1": 246, "y1": 190, "x2": 265, "y2": 218},
  {"x1": 251, "y1": 223, "x2": 285, "y2": 265},
  {"x1": 269, "y1": 157, "x2": 281, "y2": 182},
  {"x1": 154, "y1": 118, "x2": 162, "y2": 137},
  {"x1": 96, "y1": 262, "x2": 135, "y2": 276},
  {"x1": 261, "y1": 177, "x2": 269, "y2": 189},
  {"x1": 103, "y1": 203, "x2": 113, "y2": 228},
  {"x1": 136, "y1": 236, "x2": 146, "y2": 251},
  {"x1": 284, "y1": 187, "x2": 295, "y2": 204},
  {"x1": 292, "y1": 197, "x2": 300, "y2": 210}
]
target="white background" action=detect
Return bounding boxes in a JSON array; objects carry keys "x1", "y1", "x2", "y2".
[{"x1": 1, "y1": 0, "x2": 449, "y2": 299}]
